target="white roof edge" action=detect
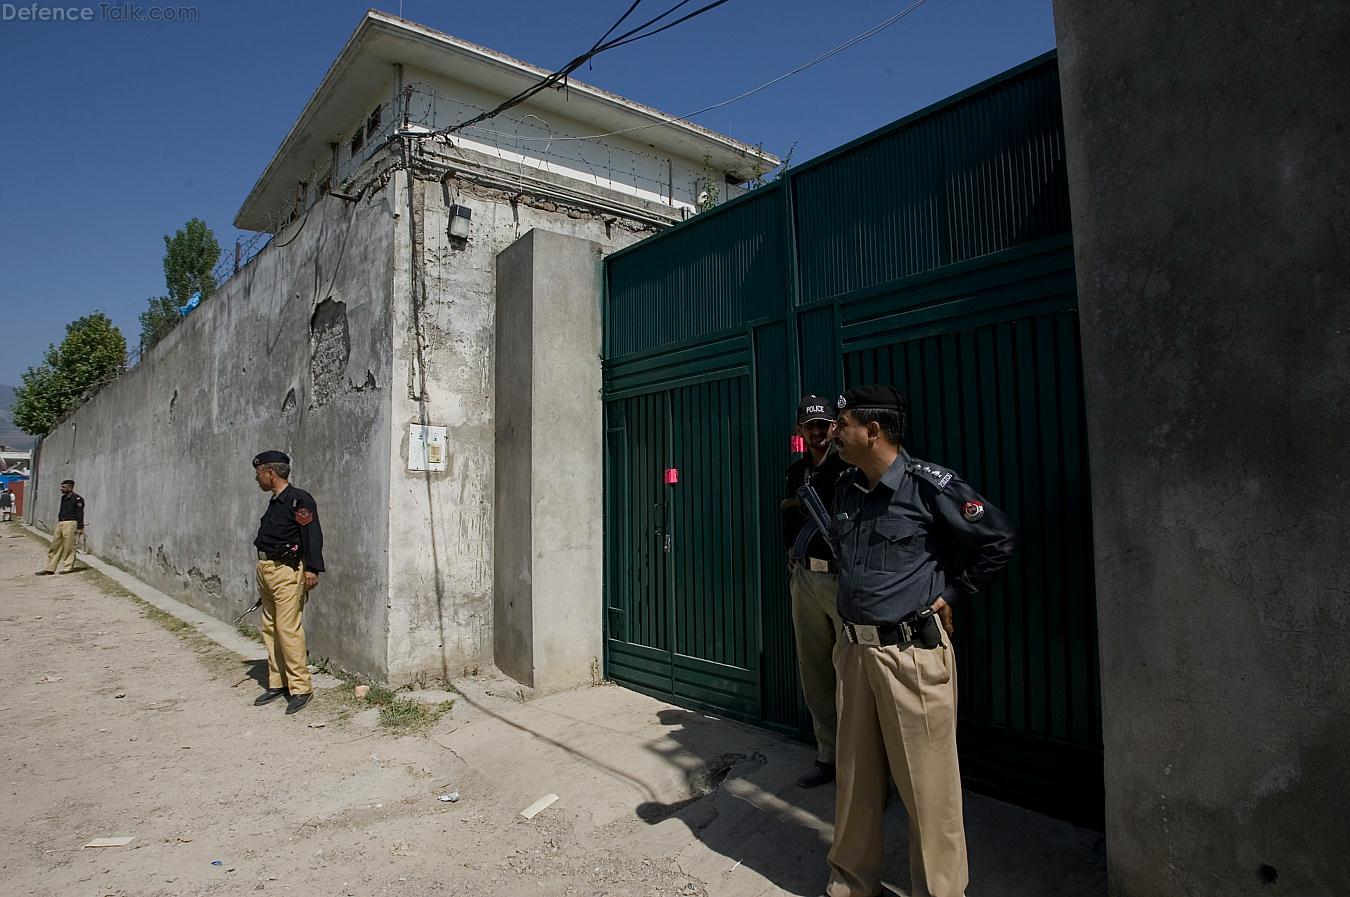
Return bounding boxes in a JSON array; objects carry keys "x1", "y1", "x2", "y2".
[{"x1": 235, "y1": 10, "x2": 780, "y2": 230}]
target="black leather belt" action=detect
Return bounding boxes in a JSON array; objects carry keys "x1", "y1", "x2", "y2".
[
  {"x1": 842, "y1": 608, "x2": 942, "y2": 649},
  {"x1": 257, "y1": 550, "x2": 300, "y2": 568}
]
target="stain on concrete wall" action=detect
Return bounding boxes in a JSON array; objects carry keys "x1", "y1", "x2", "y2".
[{"x1": 309, "y1": 298, "x2": 351, "y2": 409}]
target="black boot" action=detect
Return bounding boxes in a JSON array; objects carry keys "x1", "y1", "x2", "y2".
[
  {"x1": 253, "y1": 688, "x2": 286, "y2": 706},
  {"x1": 797, "y1": 761, "x2": 836, "y2": 788}
]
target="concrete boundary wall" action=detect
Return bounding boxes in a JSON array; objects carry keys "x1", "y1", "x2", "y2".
[{"x1": 30, "y1": 184, "x2": 399, "y2": 678}]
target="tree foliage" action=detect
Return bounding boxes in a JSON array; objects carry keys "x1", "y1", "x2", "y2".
[
  {"x1": 141, "y1": 217, "x2": 220, "y2": 355},
  {"x1": 13, "y1": 313, "x2": 127, "y2": 436},
  {"x1": 138, "y1": 296, "x2": 182, "y2": 356},
  {"x1": 164, "y1": 217, "x2": 220, "y2": 305}
]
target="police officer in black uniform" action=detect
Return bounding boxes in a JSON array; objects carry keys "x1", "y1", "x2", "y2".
[
  {"x1": 37, "y1": 479, "x2": 85, "y2": 575},
  {"x1": 823, "y1": 385, "x2": 1016, "y2": 897},
  {"x1": 251, "y1": 450, "x2": 325, "y2": 714},
  {"x1": 782, "y1": 394, "x2": 850, "y2": 787}
]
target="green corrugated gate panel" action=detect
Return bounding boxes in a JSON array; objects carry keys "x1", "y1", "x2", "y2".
[
  {"x1": 602, "y1": 52, "x2": 1102, "y2": 826},
  {"x1": 606, "y1": 185, "x2": 785, "y2": 359},
  {"x1": 792, "y1": 57, "x2": 1070, "y2": 305},
  {"x1": 604, "y1": 343, "x2": 761, "y2": 722},
  {"x1": 838, "y1": 243, "x2": 1101, "y2": 823}
]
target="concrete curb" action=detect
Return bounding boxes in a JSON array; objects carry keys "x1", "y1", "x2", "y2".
[{"x1": 23, "y1": 523, "x2": 268, "y2": 662}]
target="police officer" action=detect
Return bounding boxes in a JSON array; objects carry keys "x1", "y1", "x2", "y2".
[
  {"x1": 35, "y1": 479, "x2": 85, "y2": 575},
  {"x1": 251, "y1": 451, "x2": 325, "y2": 714},
  {"x1": 823, "y1": 386, "x2": 1015, "y2": 897},
  {"x1": 782, "y1": 394, "x2": 849, "y2": 788}
]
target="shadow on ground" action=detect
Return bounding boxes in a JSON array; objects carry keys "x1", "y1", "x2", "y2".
[{"x1": 632, "y1": 708, "x2": 1106, "y2": 897}]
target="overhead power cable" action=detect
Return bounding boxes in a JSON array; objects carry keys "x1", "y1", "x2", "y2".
[
  {"x1": 431, "y1": 0, "x2": 731, "y2": 138},
  {"x1": 463, "y1": 0, "x2": 932, "y2": 146}
]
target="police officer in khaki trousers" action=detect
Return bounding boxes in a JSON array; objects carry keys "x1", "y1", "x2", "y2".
[
  {"x1": 250, "y1": 451, "x2": 325, "y2": 715},
  {"x1": 35, "y1": 479, "x2": 84, "y2": 575},
  {"x1": 822, "y1": 386, "x2": 1015, "y2": 897},
  {"x1": 783, "y1": 395, "x2": 849, "y2": 788}
]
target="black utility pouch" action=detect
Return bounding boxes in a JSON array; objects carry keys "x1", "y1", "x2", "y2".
[{"x1": 914, "y1": 607, "x2": 943, "y2": 649}]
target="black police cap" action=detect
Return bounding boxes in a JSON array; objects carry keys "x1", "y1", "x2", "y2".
[
  {"x1": 796, "y1": 394, "x2": 837, "y2": 424},
  {"x1": 252, "y1": 450, "x2": 290, "y2": 467},
  {"x1": 837, "y1": 385, "x2": 907, "y2": 413}
]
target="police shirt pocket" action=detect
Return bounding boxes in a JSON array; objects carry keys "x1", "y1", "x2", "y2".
[{"x1": 871, "y1": 519, "x2": 921, "y2": 573}]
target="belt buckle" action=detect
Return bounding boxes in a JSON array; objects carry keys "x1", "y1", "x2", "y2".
[
  {"x1": 809, "y1": 557, "x2": 829, "y2": 573},
  {"x1": 848, "y1": 623, "x2": 882, "y2": 647}
]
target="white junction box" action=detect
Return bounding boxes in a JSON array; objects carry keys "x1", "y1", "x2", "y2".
[{"x1": 408, "y1": 424, "x2": 448, "y2": 471}]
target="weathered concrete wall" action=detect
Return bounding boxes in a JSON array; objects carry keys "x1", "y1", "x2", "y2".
[
  {"x1": 384, "y1": 166, "x2": 648, "y2": 685},
  {"x1": 31, "y1": 185, "x2": 399, "y2": 678},
  {"x1": 494, "y1": 229, "x2": 605, "y2": 693},
  {"x1": 1053, "y1": 2, "x2": 1350, "y2": 894}
]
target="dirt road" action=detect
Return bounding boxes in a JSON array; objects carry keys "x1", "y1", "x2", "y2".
[{"x1": 1, "y1": 523, "x2": 1105, "y2": 897}]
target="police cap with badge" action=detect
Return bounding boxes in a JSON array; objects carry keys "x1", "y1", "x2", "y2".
[
  {"x1": 252, "y1": 450, "x2": 290, "y2": 467},
  {"x1": 835, "y1": 384, "x2": 907, "y2": 416}
]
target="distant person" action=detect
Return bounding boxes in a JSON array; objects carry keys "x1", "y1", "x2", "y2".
[
  {"x1": 781, "y1": 394, "x2": 848, "y2": 788},
  {"x1": 250, "y1": 450, "x2": 325, "y2": 715},
  {"x1": 0, "y1": 485, "x2": 14, "y2": 522},
  {"x1": 35, "y1": 479, "x2": 84, "y2": 575}
]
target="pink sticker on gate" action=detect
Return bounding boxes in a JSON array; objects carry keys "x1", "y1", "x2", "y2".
[
  {"x1": 789, "y1": 435, "x2": 806, "y2": 453},
  {"x1": 664, "y1": 468, "x2": 679, "y2": 485}
]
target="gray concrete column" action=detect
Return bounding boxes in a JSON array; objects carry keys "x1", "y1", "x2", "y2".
[
  {"x1": 1053, "y1": 2, "x2": 1350, "y2": 895},
  {"x1": 494, "y1": 229, "x2": 605, "y2": 693}
]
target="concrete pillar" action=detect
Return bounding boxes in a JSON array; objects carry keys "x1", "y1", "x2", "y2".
[
  {"x1": 1053, "y1": 2, "x2": 1350, "y2": 895},
  {"x1": 494, "y1": 229, "x2": 605, "y2": 693}
]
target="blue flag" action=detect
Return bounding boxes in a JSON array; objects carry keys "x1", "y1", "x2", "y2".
[{"x1": 178, "y1": 291, "x2": 202, "y2": 316}]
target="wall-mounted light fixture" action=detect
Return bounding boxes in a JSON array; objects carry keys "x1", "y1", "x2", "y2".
[{"x1": 448, "y1": 204, "x2": 472, "y2": 240}]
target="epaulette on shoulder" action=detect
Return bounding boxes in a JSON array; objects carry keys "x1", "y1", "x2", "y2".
[{"x1": 907, "y1": 459, "x2": 955, "y2": 491}]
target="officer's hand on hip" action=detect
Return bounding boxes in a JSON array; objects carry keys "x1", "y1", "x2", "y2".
[
  {"x1": 931, "y1": 596, "x2": 955, "y2": 636},
  {"x1": 304, "y1": 571, "x2": 319, "y2": 590}
]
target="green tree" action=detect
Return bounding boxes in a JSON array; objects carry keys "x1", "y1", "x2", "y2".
[
  {"x1": 13, "y1": 313, "x2": 128, "y2": 436},
  {"x1": 138, "y1": 295, "x2": 182, "y2": 356},
  {"x1": 140, "y1": 217, "x2": 220, "y2": 354}
]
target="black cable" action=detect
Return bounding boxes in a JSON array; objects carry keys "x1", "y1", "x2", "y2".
[
  {"x1": 435, "y1": 0, "x2": 730, "y2": 138},
  {"x1": 590, "y1": 0, "x2": 644, "y2": 53}
]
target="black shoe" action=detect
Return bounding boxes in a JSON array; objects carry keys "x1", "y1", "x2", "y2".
[
  {"x1": 284, "y1": 692, "x2": 313, "y2": 714},
  {"x1": 253, "y1": 688, "x2": 287, "y2": 706},
  {"x1": 35, "y1": 570, "x2": 54, "y2": 576},
  {"x1": 797, "y1": 761, "x2": 836, "y2": 789}
]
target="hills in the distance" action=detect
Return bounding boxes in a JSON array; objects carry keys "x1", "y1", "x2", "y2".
[{"x1": 0, "y1": 385, "x2": 36, "y2": 451}]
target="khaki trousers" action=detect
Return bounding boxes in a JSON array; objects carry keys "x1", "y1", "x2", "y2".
[
  {"x1": 790, "y1": 566, "x2": 841, "y2": 763},
  {"x1": 45, "y1": 521, "x2": 79, "y2": 573},
  {"x1": 826, "y1": 637, "x2": 967, "y2": 897},
  {"x1": 256, "y1": 560, "x2": 312, "y2": 695}
]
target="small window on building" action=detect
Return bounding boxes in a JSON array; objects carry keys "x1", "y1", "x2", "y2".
[
  {"x1": 350, "y1": 130, "x2": 365, "y2": 157},
  {"x1": 366, "y1": 106, "x2": 382, "y2": 139}
]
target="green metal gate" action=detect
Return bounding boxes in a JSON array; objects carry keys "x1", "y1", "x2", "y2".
[
  {"x1": 603, "y1": 52, "x2": 1102, "y2": 825},
  {"x1": 605, "y1": 338, "x2": 761, "y2": 716}
]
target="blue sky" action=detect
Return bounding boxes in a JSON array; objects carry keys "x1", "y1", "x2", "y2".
[{"x1": 0, "y1": 0, "x2": 1055, "y2": 386}]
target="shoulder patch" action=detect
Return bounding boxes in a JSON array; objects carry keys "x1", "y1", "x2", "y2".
[
  {"x1": 294, "y1": 507, "x2": 314, "y2": 526},
  {"x1": 907, "y1": 460, "x2": 954, "y2": 491}
]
